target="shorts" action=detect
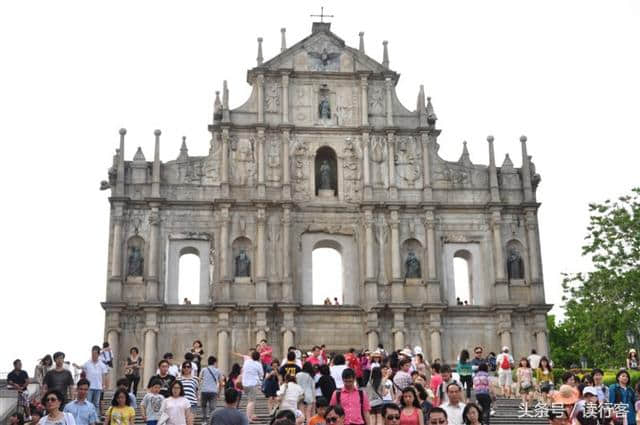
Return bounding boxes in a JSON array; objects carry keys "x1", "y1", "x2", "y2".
[
  {"x1": 244, "y1": 385, "x2": 259, "y2": 401},
  {"x1": 498, "y1": 369, "x2": 512, "y2": 386}
]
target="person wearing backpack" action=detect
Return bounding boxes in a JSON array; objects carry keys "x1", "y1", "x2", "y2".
[
  {"x1": 495, "y1": 347, "x2": 514, "y2": 399},
  {"x1": 199, "y1": 356, "x2": 222, "y2": 425},
  {"x1": 329, "y1": 368, "x2": 371, "y2": 425}
]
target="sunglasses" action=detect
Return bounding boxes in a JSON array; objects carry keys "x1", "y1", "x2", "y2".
[
  {"x1": 182, "y1": 365, "x2": 191, "y2": 368},
  {"x1": 46, "y1": 397, "x2": 59, "y2": 403},
  {"x1": 429, "y1": 420, "x2": 446, "y2": 425},
  {"x1": 386, "y1": 415, "x2": 400, "y2": 420},
  {"x1": 326, "y1": 417, "x2": 340, "y2": 423}
]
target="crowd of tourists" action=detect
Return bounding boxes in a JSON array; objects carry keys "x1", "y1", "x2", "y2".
[{"x1": 6, "y1": 342, "x2": 640, "y2": 425}]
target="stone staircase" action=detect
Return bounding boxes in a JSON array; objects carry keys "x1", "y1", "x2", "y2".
[{"x1": 101, "y1": 391, "x2": 548, "y2": 425}]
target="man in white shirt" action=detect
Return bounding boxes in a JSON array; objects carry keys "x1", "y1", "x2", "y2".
[
  {"x1": 241, "y1": 351, "x2": 264, "y2": 422},
  {"x1": 527, "y1": 349, "x2": 542, "y2": 370},
  {"x1": 82, "y1": 346, "x2": 108, "y2": 411},
  {"x1": 441, "y1": 382, "x2": 466, "y2": 425}
]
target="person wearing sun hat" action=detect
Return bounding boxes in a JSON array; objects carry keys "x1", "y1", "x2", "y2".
[{"x1": 549, "y1": 384, "x2": 579, "y2": 425}]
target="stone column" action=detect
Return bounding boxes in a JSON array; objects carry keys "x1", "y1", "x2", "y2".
[
  {"x1": 221, "y1": 128, "x2": 230, "y2": 195},
  {"x1": 393, "y1": 309, "x2": 405, "y2": 351},
  {"x1": 282, "y1": 330, "x2": 294, "y2": 359},
  {"x1": 255, "y1": 307, "x2": 269, "y2": 345},
  {"x1": 385, "y1": 77, "x2": 393, "y2": 127},
  {"x1": 498, "y1": 313, "x2": 513, "y2": 350},
  {"x1": 525, "y1": 210, "x2": 540, "y2": 282},
  {"x1": 491, "y1": 210, "x2": 509, "y2": 303},
  {"x1": 362, "y1": 132, "x2": 372, "y2": 200},
  {"x1": 217, "y1": 309, "x2": 231, "y2": 374},
  {"x1": 146, "y1": 207, "x2": 160, "y2": 301},
  {"x1": 387, "y1": 132, "x2": 397, "y2": 198},
  {"x1": 281, "y1": 307, "x2": 296, "y2": 359},
  {"x1": 257, "y1": 128, "x2": 266, "y2": 197},
  {"x1": 106, "y1": 328, "x2": 120, "y2": 388},
  {"x1": 520, "y1": 136, "x2": 533, "y2": 202},
  {"x1": 255, "y1": 207, "x2": 267, "y2": 301},
  {"x1": 281, "y1": 72, "x2": 290, "y2": 124},
  {"x1": 257, "y1": 74, "x2": 265, "y2": 124},
  {"x1": 281, "y1": 206, "x2": 293, "y2": 301},
  {"x1": 281, "y1": 130, "x2": 291, "y2": 199},
  {"x1": 219, "y1": 206, "x2": 231, "y2": 300},
  {"x1": 364, "y1": 209, "x2": 377, "y2": 306},
  {"x1": 360, "y1": 74, "x2": 369, "y2": 126},
  {"x1": 142, "y1": 328, "x2": 157, "y2": 386},
  {"x1": 500, "y1": 329, "x2": 513, "y2": 351},
  {"x1": 430, "y1": 329, "x2": 442, "y2": 362},
  {"x1": 108, "y1": 211, "x2": 124, "y2": 302},
  {"x1": 367, "y1": 330, "x2": 379, "y2": 352},
  {"x1": 535, "y1": 329, "x2": 549, "y2": 357},
  {"x1": 424, "y1": 208, "x2": 439, "y2": 302},
  {"x1": 389, "y1": 209, "x2": 403, "y2": 303},
  {"x1": 421, "y1": 132, "x2": 433, "y2": 201}
]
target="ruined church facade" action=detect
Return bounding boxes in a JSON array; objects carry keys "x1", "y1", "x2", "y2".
[{"x1": 102, "y1": 22, "x2": 551, "y2": 385}]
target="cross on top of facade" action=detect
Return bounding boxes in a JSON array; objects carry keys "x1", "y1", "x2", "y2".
[{"x1": 310, "y1": 6, "x2": 334, "y2": 23}]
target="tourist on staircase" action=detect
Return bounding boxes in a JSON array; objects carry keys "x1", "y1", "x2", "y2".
[
  {"x1": 149, "y1": 360, "x2": 176, "y2": 398},
  {"x1": 399, "y1": 387, "x2": 423, "y2": 425},
  {"x1": 99, "y1": 343, "x2": 113, "y2": 390},
  {"x1": 471, "y1": 364, "x2": 492, "y2": 425},
  {"x1": 81, "y1": 346, "x2": 108, "y2": 413},
  {"x1": 440, "y1": 383, "x2": 465, "y2": 425},
  {"x1": 105, "y1": 389, "x2": 135, "y2": 425},
  {"x1": 308, "y1": 397, "x2": 329, "y2": 425},
  {"x1": 316, "y1": 364, "x2": 336, "y2": 402},
  {"x1": 124, "y1": 348, "x2": 143, "y2": 397},
  {"x1": 162, "y1": 380, "x2": 193, "y2": 425},
  {"x1": 34, "y1": 355, "x2": 54, "y2": 399},
  {"x1": 535, "y1": 357, "x2": 554, "y2": 404},
  {"x1": 8, "y1": 359, "x2": 32, "y2": 421},
  {"x1": 516, "y1": 357, "x2": 534, "y2": 407},
  {"x1": 608, "y1": 370, "x2": 636, "y2": 425},
  {"x1": 455, "y1": 350, "x2": 473, "y2": 400},
  {"x1": 40, "y1": 390, "x2": 76, "y2": 425},
  {"x1": 63, "y1": 379, "x2": 97, "y2": 425},
  {"x1": 434, "y1": 366, "x2": 462, "y2": 406},
  {"x1": 177, "y1": 361, "x2": 200, "y2": 414},
  {"x1": 461, "y1": 402, "x2": 484, "y2": 425},
  {"x1": 264, "y1": 360, "x2": 281, "y2": 413},
  {"x1": 43, "y1": 352, "x2": 75, "y2": 405},
  {"x1": 276, "y1": 374, "x2": 305, "y2": 417},
  {"x1": 141, "y1": 379, "x2": 164, "y2": 425},
  {"x1": 364, "y1": 367, "x2": 386, "y2": 425},
  {"x1": 114, "y1": 379, "x2": 137, "y2": 408},
  {"x1": 226, "y1": 364, "x2": 243, "y2": 407},
  {"x1": 425, "y1": 407, "x2": 449, "y2": 425},
  {"x1": 241, "y1": 351, "x2": 264, "y2": 423},
  {"x1": 210, "y1": 388, "x2": 248, "y2": 425},
  {"x1": 296, "y1": 362, "x2": 316, "y2": 422},
  {"x1": 200, "y1": 356, "x2": 223, "y2": 425},
  {"x1": 494, "y1": 348, "x2": 513, "y2": 399},
  {"x1": 330, "y1": 355, "x2": 348, "y2": 390},
  {"x1": 329, "y1": 368, "x2": 370, "y2": 425}
]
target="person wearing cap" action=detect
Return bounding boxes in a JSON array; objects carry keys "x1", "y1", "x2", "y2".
[
  {"x1": 495, "y1": 347, "x2": 513, "y2": 399},
  {"x1": 627, "y1": 349, "x2": 639, "y2": 370},
  {"x1": 574, "y1": 386, "x2": 604, "y2": 425},
  {"x1": 550, "y1": 384, "x2": 579, "y2": 425}
]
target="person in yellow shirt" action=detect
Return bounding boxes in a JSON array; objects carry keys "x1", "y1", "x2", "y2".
[{"x1": 106, "y1": 389, "x2": 136, "y2": 425}]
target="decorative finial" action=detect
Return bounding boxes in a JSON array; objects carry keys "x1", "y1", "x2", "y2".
[
  {"x1": 177, "y1": 136, "x2": 189, "y2": 162},
  {"x1": 487, "y1": 135, "x2": 494, "y2": 143},
  {"x1": 257, "y1": 37, "x2": 264, "y2": 66},
  {"x1": 214, "y1": 90, "x2": 222, "y2": 121},
  {"x1": 119, "y1": 128, "x2": 127, "y2": 135},
  {"x1": 426, "y1": 96, "x2": 438, "y2": 127},
  {"x1": 520, "y1": 135, "x2": 527, "y2": 143},
  {"x1": 133, "y1": 146, "x2": 146, "y2": 162},
  {"x1": 382, "y1": 40, "x2": 389, "y2": 68},
  {"x1": 359, "y1": 32, "x2": 365, "y2": 54},
  {"x1": 281, "y1": 28, "x2": 286, "y2": 52},
  {"x1": 459, "y1": 141, "x2": 472, "y2": 166},
  {"x1": 154, "y1": 129, "x2": 161, "y2": 137}
]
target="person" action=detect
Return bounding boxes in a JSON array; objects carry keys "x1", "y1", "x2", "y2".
[
  {"x1": 264, "y1": 360, "x2": 281, "y2": 412},
  {"x1": 190, "y1": 340, "x2": 204, "y2": 374},
  {"x1": 627, "y1": 349, "x2": 639, "y2": 370},
  {"x1": 106, "y1": 389, "x2": 135, "y2": 425},
  {"x1": 393, "y1": 359, "x2": 413, "y2": 393},
  {"x1": 324, "y1": 406, "x2": 345, "y2": 425},
  {"x1": 575, "y1": 386, "x2": 610, "y2": 425},
  {"x1": 241, "y1": 351, "x2": 264, "y2": 423},
  {"x1": 281, "y1": 352, "x2": 302, "y2": 382},
  {"x1": 124, "y1": 347, "x2": 143, "y2": 397},
  {"x1": 399, "y1": 387, "x2": 423, "y2": 425},
  {"x1": 100, "y1": 343, "x2": 114, "y2": 389},
  {"x1": 184, "y1": 353, "x2": 198, "y2": 377},
  {"x1": 31, "y1": 410, "x2": 44, "y2": 425},
  {"x1": 140, "y1": 379, "x2": 164, "y2": 425},
  {"x1": 330, "y1": 355, "x2": 348, "y2": 390},
  {"x1": 381, "y1": 365, "x2": 396, "y2": 405},
  {"x1": 527, "y1": 349, "x2": 542, "y2": 370},
  {"x1": 486, "y1": 353, "x2": 496, "y2": 373},
  {"x1": 365, "y1": 367, "x2": 386, "y2": 425},
  {"x1": 9, "y1": 412, "x2": 24, "y2": 425},
  {"x1": 471, "y1": 363, "x2": 492, "y2": 425},
  {"x1": 461, "y1": 403, "x2": 483, "y2": 425},
  {"x1": 441, "y1": 383, "x2": 466, "y2": 425},
  {"x1": 413, "y1": 383, "x2": 433, "y2": 420},
  {"x1": 297, "y1": 362, "x2": 316, "y2": 422},
  {"x1": 63, "y1": 379, "x2": 97, "y2": 425},
  {"x1": 345, "y1": 349, "x2": 363, "y2": 387},
  {"x1": 114, "y1": 378, "x2": 137, "y2": 408},
  {"x1": 329, "y1": 368, "x2": 370, "y2": 425},
  {"x1": 426, "y1": 407, "x2": 449, "y2": 425},
  {"x1": 317, "y1": 364, "x2": 337, "y2": 401},
  {"x1": 456, "y1": 350, "x2": 473, "y2": 399},
  {"x1": 515, "y1": 358, "x2": 533, "y2": 406},
  {"x1": 591, "y1": 368, "x2": 608, "y2": 403},
  {"x1": 163, "y1": 380, "x2": 193, "y2": 425},
  {"x1": 177, "y1": 361, "x2": 199, "y2": 413},
  {"x1": 210, "y1": 388, "x2": 248, "y2": 425},
  {"x1": 82, "y1": 346, "x2": 108, "y2": 412},
  {"x1": 308, "y1": 347, "x2": 322, "y2": 367},
  {"x1": 430, "y1": 363, "x2": 443, "y2": 396},
  {"x1": 43, "y1": 352, "x2": 75, "y2": 403},
  {"x1": 259, "y1": 340, "x2": 274, "y2": 369},
  {"x1": 40, "y1": 389, "x2": 77, "y2": 425},
  {"x1": 200, "y1": 356, "x2": 222, "y2": 424},
  {"x1": 382, "y1": 404, "x2": 401, "y2": 425},
  {"x1": 309, "y1": 397, "x2": 329, "y2": 425},
  {"x1": 226, "y1": 363, "x2": 243, "y2": 407},
  {"x1": 494, "y1": 347, "x2": 513, "y2": 399},
  {"x1": 549, "y1": 385, "x2": 579, "y2": 425},
  {"x1": 435, "y1": 366, "x2": 462, "y2": 406},
  {"x1": 609, "y1": 369, "x2": 637, "y2": 425},
  {"x1": 535, "y1": 356, "x2": 553, "y2": 403},
  {"x1": 162, "y1": 353, "x2": 180, "y2": 377},
  {"x1": 149, "y1": 359, "x2": 176, "y2": 398},
  {"x1": 277, "y1": 374, "x2": 305, "y2": 414},
  {"x1": 8, "y1": 359, "x2": 32, "y2": 420},
  {"x1": 470, "y1": 348, "x2": 486, "y2": 377},
  {"x1": 34, "y1": 355, "x2": 54, "y2": 393}
]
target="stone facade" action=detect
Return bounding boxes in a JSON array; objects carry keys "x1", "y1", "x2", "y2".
[{"x1": 101, "y1": 22, "x2": 551, "y2": 386}]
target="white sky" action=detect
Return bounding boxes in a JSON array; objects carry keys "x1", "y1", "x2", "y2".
[{"x1": 1, "y1": 0, "x2": 639, "y2": 374}]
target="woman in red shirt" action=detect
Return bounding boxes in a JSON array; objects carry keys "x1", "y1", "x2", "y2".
[{"x1": 399, "y1": 387, "x2": 423, "y2": 425}]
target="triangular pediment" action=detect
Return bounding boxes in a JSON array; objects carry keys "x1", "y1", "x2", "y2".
[{"x1": 260, "y1": 27, "x2": 388, "y2": 74}]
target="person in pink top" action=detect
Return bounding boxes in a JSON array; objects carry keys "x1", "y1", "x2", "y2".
[
  {"x1": 307, "y1": 346, "x2": 322, "y2": 366},
  {"x1": 399, "y1": 387, "x2": 423, "y2": 425},
  {"x1": 330, "y1": 369, "x2": 370, "y2": 425},
  {"x1": 258, "y1": 340, "x2": 273, "y2": 368},
  {"x1": 430, "y1": 363, "x2": 443, "y2": 401}
]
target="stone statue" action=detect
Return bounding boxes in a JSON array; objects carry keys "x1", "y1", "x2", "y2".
[
  {"x1": 319, "y1": 160, "x2": 332, "y2": 189},
  {"x1": 235, "y1": 249, "x2": 251, "y2": 277},
  {"x1": 319, "y1": 97, "x2": 331, "y2": 119},
  {"x1": 127, "y1": 246, "x2": 144, "y2": 277},
  {"x1": 405, "y1": 250, "x2": 421, "y2": 279},
  {"x1": 507, "y1": 248, "x2": 524, "y2": 280}
]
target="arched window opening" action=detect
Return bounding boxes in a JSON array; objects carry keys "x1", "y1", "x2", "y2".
[
  {"x1": 178, "y1": 251, "x2": 200, "y2": 305},
  {"x1": 453, "y1": 251, "x2": 472, "y2": 305},
  {"x1": 312, "y1": 246, "x2": 343, "y2": 305}
]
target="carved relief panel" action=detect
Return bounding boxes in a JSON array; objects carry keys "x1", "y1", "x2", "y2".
[
  {"x1": 230, "y1": 136, "x2": 256, "y2": 186},
  {"x1": 266, "y1": 135, "x2": 281, "y2": 185},
  {"x1": 289, "y1": 137, "x2": 310, "y2": 200},
  {"x1": 369, "y1": 135, "x2": 388, "y2": 187},
  {"x1": 342, "y1": 137, "x2": 362, "y2": 201},
  {"x1": 394, "y1": 136, "x2": 422, "y2": 188}
]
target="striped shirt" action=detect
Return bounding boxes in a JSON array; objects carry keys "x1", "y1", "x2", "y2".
[{"x1": 177, "y1": 376, "x2": 199, "y2": 406}]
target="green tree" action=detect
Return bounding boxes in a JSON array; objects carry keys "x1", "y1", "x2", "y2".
[{"x1": 560, "y1": 187, "x2": 640, "y2": 368}]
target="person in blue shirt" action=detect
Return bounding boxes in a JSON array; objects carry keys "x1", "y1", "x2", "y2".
[
  {"x1": 64, "y1": 379, "x2": 98, "y2": 425},
  {"x1": 608, "y1": 369, "x2": 636, "y2": 425}
]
